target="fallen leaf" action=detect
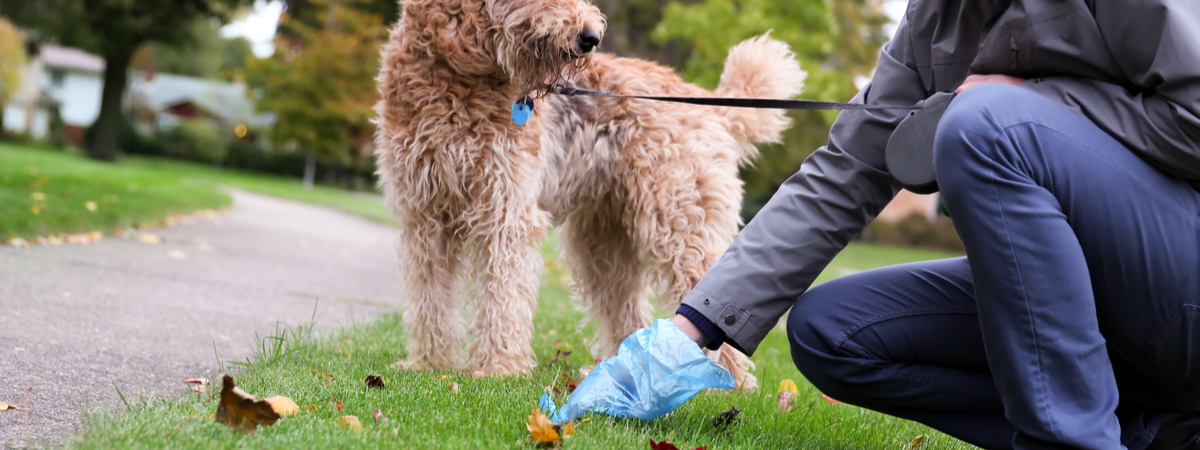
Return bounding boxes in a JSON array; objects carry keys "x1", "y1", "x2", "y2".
[
  {"x1": 30, "y1": 206, "x2": 40, "y2": 215},
  {"x1": 30, "y1": 192, "x2": 46, "y2": 202},
  {"x1": 304, "y1": 404, "x2": 319, "y2": 413},
  {"x1": 777, "y1": 379, "x2": 798, "y2": 396},
  {"x1": 85, "y1": 201, "x2": 97, "y2": 212},
  {"x1": 336, "y1": 401, "x2": 344, "y2": 411},
  {"x1": 448, "y1": 382, "x2": 459, "y2": 393},
  {"x1": 264, "y1": 396, "x2": 299, "y2": 416},
  {"x1": 711, "y1": 407, "x2": 740, "y2": 429},
  {"x1": 8, "y1": 238, "x2": 28, "y2": 248},
  {"x1": 553, "y1": 350, "x2": 572, "y2": 362},
  {"x1": 364, "y1": 374, "x2": 384, "y2": 389},
  {"x1": 0, "y1": 402, "x2": 26, "y2": 411},
  {"x1": 650, "y1": 439, "x2": 707, "y2": 450},
  {"x1": 777, "y1": 391, "x2": 795, "y2": 412},
  {"x1": 821, "y1": 393, "x2": 840, "y2": 404},
  {"x1": 168, "y1": 250, "x2": 187, "y2": 260},
  {"x1": 373, "y1": 407, "x2": 382, "y2": 423},
  {"x1": 182, "y1": 378, "x2": 208, "y2": 393},
  {"x1": 562, "y1": 420, "x2": 574, "y2": 438},
  {"x1": 335, "y1": 415, "x2": 362, "y2": 431},
  {"x1": 137, "y1": 233, "x2": 161, "y2": 244},
  {"x1": 908, "y1": 435, "x2": 924, "y2": 450},
  {"x1": 214, "y1": 374, "x2": 281, "y2": 431},
  {"x1": 527, "y1": 407, "x2": 559, "y2": 443}
]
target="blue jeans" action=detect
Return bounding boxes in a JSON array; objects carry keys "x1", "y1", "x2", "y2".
[{"x1": 788, "y1": 84, "x2": 1200, "y2": 450}]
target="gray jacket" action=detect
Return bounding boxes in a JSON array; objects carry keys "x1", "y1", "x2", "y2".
[{"x1": 681, "y1": 0, "x2": 1200, "y2": 356}]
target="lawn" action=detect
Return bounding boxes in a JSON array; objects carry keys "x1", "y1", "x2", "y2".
[
  {"x1": 122, "y1": 157, "x2": 395, "y2": 225},
  {"x1": 0, "y1": 144, "x2": 232, "y2": 240},
  {"x1": 67, "y1": 239, "x2": 974, "y2": 450}
]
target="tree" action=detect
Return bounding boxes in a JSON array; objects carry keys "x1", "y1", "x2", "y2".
[
  {"x1": 0, "y1": 0, "x2": 250, "y2": 161},
  {"x1": 0, "y1": 16, "x2": 24, "y2": 109},
  {"x1": 245, "y1": 0, "x2": 386, "y2": 188},
  {"x1": 653, "y1": 0, "x2": 889, "y2": 219},
  {"x1": 131, "y1": 18, "x2": 256, "y2": 81}
]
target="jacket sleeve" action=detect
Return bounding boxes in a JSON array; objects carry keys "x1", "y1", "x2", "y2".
[
  {"x1": 676, "y1": 14, "x2": 931, "y2": 356},
  {"x1": 1022, "y1": 0, "x2": 1200, "y2": 180}
]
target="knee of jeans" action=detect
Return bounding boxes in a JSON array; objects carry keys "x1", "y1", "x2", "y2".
[
  {"x1": 932, "y1": 84, "x2": 1022, "y2": 184},
  {"x1": 787, "y1": 280, "x2": 867, "y2": 401}
]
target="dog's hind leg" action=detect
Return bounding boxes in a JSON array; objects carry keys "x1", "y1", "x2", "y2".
[
  {"x1": 466, "y1": 202, "x2": 548, "y2": 375},
  {"x1": 394, "y1": 214, "x2": 467, "y2": 371},
  {"x1": 560, "y1": 208, "x2": 651, "y2": 361}
]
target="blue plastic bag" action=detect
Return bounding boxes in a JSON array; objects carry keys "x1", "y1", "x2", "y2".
[{"x1": 539, "y1": 319, "x2": 735, "y2": 423}]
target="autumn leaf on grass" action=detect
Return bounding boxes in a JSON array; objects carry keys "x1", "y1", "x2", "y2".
[
  {"x1": 778, "y1": 379, "x2": 798, "y2": 412},
  {"x1": 364, "y1": 374, "x2": 384, "y2": 389},
  {"x1": 908, "y1": 435, "x2": 924, "y2": 450},
  {"x1": 527, "y1": 407, "x2": 574, "y2": 443},
  {"x1": 336, "y1": 415, "x2": 363, "y2": 431},
  {"x1": 214, "y1": 374, "x2": 281, "y2": 431},
  {"x1": 264, "y1": 396, "x2": 299, "y2": 416},
  {"x1": 650, "y1": 439, "x2": 707, "y2": 450}
]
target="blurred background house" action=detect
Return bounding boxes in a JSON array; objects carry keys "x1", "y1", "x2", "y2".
[
  {"x1": 127, "y1": 71, "x2": 274, "y2": 137},
  {"x1": 2, "y1": 43, "x2": 104, "y2": 146}
]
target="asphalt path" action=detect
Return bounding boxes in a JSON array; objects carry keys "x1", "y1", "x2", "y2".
[{"x1": 0, "y1": 190, "x2": 403, "y2": 447}]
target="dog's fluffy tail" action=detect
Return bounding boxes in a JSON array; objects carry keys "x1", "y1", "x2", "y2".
[{"x1": 714, "y1": 33, "x2": 806, "y2": 161}]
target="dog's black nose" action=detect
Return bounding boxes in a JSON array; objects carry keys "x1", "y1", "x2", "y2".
[{"x1": 577, "y1": 29, "x2": 600, "y2": 54}]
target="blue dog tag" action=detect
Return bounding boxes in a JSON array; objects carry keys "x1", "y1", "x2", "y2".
[{"x1": 511, "y1": 96, "x2": 534, "y2": 126}]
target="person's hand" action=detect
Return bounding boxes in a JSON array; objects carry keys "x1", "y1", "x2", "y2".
[
  {"x1": 670, "y1": 314, "x2": 707, "y2": 347},
  {"x1": 956, "y1": 74, "x2": 1027, "y2": 93},
  {"x1": 539, "y1": 319, "x2": 735, "y2": 423}
]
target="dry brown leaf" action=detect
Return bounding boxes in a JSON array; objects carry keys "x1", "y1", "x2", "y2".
[
  {"x1": 335, "y1": 415, "x2": 363, "y2": 431},
  {"x1": 214, "y1": 374, "x2": 281, "y2": 431},
  {"x1": 264, "y1": 396, "x2": 299, "y2": 416},
  {"x1": 0, "y1": 402, "x2": 25, "y2": 411},
  {"x1": 364, "y1": 374, "x2": 384, "y2": 389},
  {"x1": 908, "y1": 435, "x2": 924, "y2": 450},
  {"x1": 182, "y1": 378, "x2": 208, "y2": 393},
  {"x1": 527, "y1": 407, "x2": 559, "y2": 443}
]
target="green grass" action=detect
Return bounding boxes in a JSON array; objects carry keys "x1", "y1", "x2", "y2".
[
  {"x1": 0, "y1": 144, "x2": 232, "y2": 240},
  {"x1": 68, "y1": 240, "x2": 973, "y2": 450},
  {"x1": 122, "y1": 158, "x2": 395, "y2": 225}
]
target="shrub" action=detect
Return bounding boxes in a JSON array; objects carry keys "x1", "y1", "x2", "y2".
[
  {"x1": 163, "y1": 120, "x2": 228, "y2": 164},
  {"x1": 860, "y1": 214, "x2": 965, "y2": 253}
]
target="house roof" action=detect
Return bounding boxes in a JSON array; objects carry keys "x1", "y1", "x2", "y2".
[
  {"x1": 39, "y1": 45, "x2": 105, "y2": 73},
  {"x1": 128, "y1": 73, "x2": 275, "y2": 128}
]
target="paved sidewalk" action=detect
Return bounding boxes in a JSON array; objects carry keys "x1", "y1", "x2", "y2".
[{"x1": 0, "y1": 190, "x2": 403, "y2": 447}]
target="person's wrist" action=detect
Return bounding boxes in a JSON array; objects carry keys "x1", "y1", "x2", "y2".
[{"x1": 671, "y1": 314, "x2": 709, "y2": 347}]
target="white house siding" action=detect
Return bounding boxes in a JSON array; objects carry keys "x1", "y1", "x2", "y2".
[
  {"x1": 43, "y1": 69, "x2": 103, "y2": 127},
  {"x1": 2, "y1": 104, "x2": 49, "y2": 138}
]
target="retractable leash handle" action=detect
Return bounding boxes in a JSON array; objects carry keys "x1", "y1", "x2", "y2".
[{"x1": 884, "y1": 91, "x2": 956, "y2": 195}]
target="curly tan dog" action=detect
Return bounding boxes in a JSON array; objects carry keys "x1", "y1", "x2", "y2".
[{"x1": 373, "y1": 0, "x2": 805, "y2": 388}]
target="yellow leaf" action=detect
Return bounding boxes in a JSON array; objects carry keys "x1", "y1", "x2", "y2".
[
  {"x1": 137, "y1": 234, "x2": 161, "y2": 244},
  {"x1": 30, "y1": 192, "x2": 46, "y2": 202},
  {"x1": 304, "y1": 404, "x2": 319, "y2": 413},
  {"x1": 168, "y1": 250, "x2": 187, "y2": 260},
  {"x1": 527, "y1": 407, "x2": 559, "y2": 443},
  {"x1": 908, "y1": 435, "x2": 924, "y2": 450},
  {"x1": 30, "y1": 206, "x2": 40, "y2": 215},
  {"x1": 778, "y1": 379, "x2": 798, "y2": 395},
  {"x1": 335, "y1": 415, "x2": 362, "y2": 431},
  {"x1": 264, "y1": 396, "x2": 299, "y2": 416},
  {"x1": 562, "y1": 420, "x2": 574, "y2": 437},
  {"x1": 85, "y1": 201, "x2": 97, "y2": 212}
]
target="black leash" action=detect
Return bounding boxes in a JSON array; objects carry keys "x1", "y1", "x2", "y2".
[{"x1": 550, "y1": 85, "x2": 914, "y2": 111}]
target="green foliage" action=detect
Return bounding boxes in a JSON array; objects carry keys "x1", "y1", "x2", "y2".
[
  {"x1": 132, "y1": 19, "x2": 256, "y2": 81},
  {"x1": 652, "y1": 0, "x2": 890, "y2": 220},
  {"x1": 164, "y1": 120, "x2": 230, "y2": 164},
  {"x1": 246, "y1": 0, "x2": 386, "y2": 165},
  {"x1": 0, "y1": 16, "x2": 24, "y2": 107},
  {"x1": 0, "y1": 143, "x2": 231, "y2": 239}
]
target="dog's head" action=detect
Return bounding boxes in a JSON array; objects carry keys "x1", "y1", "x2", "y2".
[{"x1": 487, "y1": 0, "x2": 605, "y2": 94}]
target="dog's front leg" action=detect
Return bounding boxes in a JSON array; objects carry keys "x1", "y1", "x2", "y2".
[{"x1": 394, "y1": 214, "x2": 467, "y2": 371}]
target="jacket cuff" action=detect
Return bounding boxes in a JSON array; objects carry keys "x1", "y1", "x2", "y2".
[{"x1": 676, "y1": 304, "x2": 725, "y2": 351}]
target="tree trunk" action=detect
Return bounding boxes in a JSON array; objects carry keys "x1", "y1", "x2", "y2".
[
  {"x1": 88, "y1": 51, "x2": 132, "y2": 162},
  {"x1": 303, "y1": 151, "x2": 316, "y2": 190}
]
